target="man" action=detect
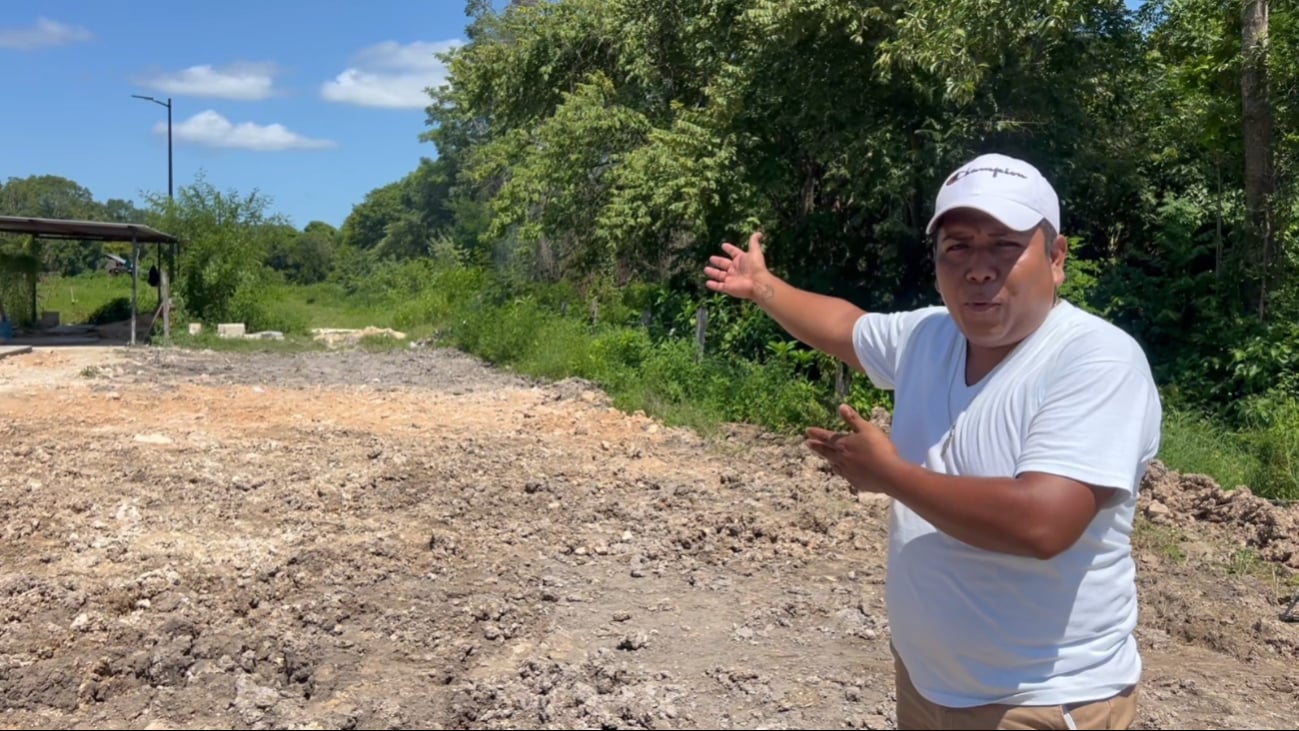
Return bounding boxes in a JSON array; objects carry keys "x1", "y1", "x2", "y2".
[{"x1": 703, "y1": 153, "x2": 1162, "y2": 730}]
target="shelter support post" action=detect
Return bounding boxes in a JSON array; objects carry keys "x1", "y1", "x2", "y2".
[
  {"x1": 130, "y1": 237, "x2": 139, "y2": 346},
  {"x1": 161, "y1": 264, "x2": 170, "y2": 342},
  {"x1": 27, "y1": 235, "x2": 37, "y2": 326}
]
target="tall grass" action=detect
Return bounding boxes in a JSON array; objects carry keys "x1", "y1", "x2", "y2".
[
  {"x1": 266, "y1": 282, "x2": 395, "y2": 330},
  {"x1": 1158, "y1": 408, "x2": 1256, "y2": 490}
]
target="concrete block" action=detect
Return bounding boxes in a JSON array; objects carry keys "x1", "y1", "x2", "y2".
[
  {"x1": 217, "y1": 323, "x2": 246, "y2": 339},
  {"x1": 188, "y1": 322, "x2": 203, "y2": 336}
]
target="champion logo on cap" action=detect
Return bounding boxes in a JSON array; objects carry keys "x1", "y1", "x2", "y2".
[{"x1": 945, "y1": 166, "x2": 1029, "y2": 186}]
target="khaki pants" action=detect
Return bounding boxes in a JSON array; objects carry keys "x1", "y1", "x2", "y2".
[{"x1": 893, "y1": 648, "x2": 1138, "y2": 730}]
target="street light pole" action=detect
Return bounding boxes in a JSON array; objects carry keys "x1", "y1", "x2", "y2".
[
  {"x1": 131, "y1": 93, "x2": 175, "y2": 344},
  {"x1": 167, "y1": 99, "x2": 172, "y2": 199},
  {"x1": 131, "y1": 94, "x2": 172, "y2": 200}
]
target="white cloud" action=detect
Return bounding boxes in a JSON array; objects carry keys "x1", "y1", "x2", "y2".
[
  {"x1": 162, "y1": 110, "x2": 336, "y2": 152},
  {"x1": 0, "y1": 17, "x2": 93, "y2": 50},
  {"x1": 137, "y1": 63, "x2": 279, "y2": 100},
  {"x1": 321, "y1": 39, "x2": 462, "y2": 109}
]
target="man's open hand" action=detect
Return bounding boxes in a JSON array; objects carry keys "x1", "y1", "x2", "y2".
[
  {"x1": 805, "y1": 404, "x2": 900, "y2": 495},
  {"x1": 704, "y1": 232, "x2": 770, "y2": 301}
]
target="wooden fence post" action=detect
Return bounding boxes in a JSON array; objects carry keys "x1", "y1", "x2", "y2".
[
  {"x1": 695, "y1": 306, "x2": 708, "y2": 361},
  {"x1": 161, "y1": 266, "x2": 171, "y2": 343}
]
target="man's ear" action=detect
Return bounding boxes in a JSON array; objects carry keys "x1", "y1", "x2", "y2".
[{"x1": 1051, "y1": 234, "x2": 1068, "y2": 287}]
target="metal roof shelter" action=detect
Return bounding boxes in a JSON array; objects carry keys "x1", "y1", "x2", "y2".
[{"x1": 0, "y1": 215, "x2": 179, "y2": 344}]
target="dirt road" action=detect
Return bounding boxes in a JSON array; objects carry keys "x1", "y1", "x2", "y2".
[{"x1": 1, "y1": 345, "x2": 1296, "y2": 729}]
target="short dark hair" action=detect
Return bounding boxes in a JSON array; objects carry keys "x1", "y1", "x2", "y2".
[{"x1": 1039, "y1": 221, "x2": 1058, "y2": 254}]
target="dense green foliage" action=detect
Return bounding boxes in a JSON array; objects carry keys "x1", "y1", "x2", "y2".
[
  {"x1": 416, "y1": 0, "x2": 1299, "y2": 492},
  {"x1": 421, "y1": 0, "x2": 1296, "y2": 421}
]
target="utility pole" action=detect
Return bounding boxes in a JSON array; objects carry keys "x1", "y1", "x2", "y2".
[
  {"x1": 131, "y1": 94, "x2": 172, "y2": 199},
  {"x1": 131, "y1": 94, "x2": 176, "y2": 343}
]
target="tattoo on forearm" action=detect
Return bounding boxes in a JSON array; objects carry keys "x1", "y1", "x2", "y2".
[{"x1": 757, "y1": 283, "x2": 776, "y2": 303}]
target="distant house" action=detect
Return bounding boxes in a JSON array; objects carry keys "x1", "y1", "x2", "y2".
[{"x1": 104, "y1": 253, "x2": 133, "y2": 276}]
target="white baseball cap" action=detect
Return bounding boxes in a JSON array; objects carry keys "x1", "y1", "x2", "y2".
[{"x1": 925, "y1": 153, "x2": 1060, "y2": 236}]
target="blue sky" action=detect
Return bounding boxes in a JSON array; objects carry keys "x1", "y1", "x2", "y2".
[{"x1": 0, "y1": 1, "x2": 498, "y2": 231}]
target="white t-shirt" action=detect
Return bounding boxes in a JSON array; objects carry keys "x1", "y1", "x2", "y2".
[{"x1": 851, "y1": 300, "x2": 1162, "y2": 708}]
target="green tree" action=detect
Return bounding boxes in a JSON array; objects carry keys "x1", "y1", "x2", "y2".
[
  {"x1": 429, "y1": 0, "x2": 1147, "y2": 308},
  {"x1": 0, "y1": 174, "x2": 104, "y2": 276},
  {"x1": 267, "y1": 220, "x2": 338, "y2": 285},
  {"x1": 144, "y1": 172, "x2": 287, "y2": 329},
  {"x1": 340, "y1": 181, "x2": 405, "y2": 252}
]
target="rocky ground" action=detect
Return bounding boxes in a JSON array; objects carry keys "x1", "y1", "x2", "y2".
[{"x1": 0, "y1": 344, "x2": 1296, "y2": 730}]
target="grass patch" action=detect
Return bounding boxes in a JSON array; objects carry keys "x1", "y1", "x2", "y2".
[
  {"x1": 1132, "y1": 516, "x2": 1299, "y2": 605},
  {"x1": 1158, "y1": 407, "x2": 1256, "y2": 489},
  {"x1": 1159, "y1": 402, "x2": 1299, "y2": 502},
  {"x1": 1238, "y1": 397, "x2": 1299, "y2": 503},
  {"x1": 439, "y1": 296, "x2": 858, "y2": 438},
  {"x1": 1219, "y1": 548, "x2": 1299, "y2": 604},
  {"x1": 357, "y1": 333, "x2": 413, "y2": 352},
  {"x1": 1131, "y1": 515, "x2": 1188, "y2": 563},
  {"x1": 169, "y1": 329, "x2": 328, "y2": 354},
  {"x1": 37, "y1": 273, "x2": 160, "y2": 326},
  {"x1": 265, "y1": 282, "x2": 394, "y2": 330}
]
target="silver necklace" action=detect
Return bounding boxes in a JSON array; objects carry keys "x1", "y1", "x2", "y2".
[
  {"x1": 940, "y1": 304, "x2": 1062, "y2": 464},
  {"x1": 941, "y1": 346, "x2": 965, "y2": 463}
]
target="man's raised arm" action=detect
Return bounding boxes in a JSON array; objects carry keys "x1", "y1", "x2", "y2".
[{"x1": 705, "y1": 232, "x2": 867, "y2": 369}]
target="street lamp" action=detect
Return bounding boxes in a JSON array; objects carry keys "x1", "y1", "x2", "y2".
[
  {"x1": 130, "y1": 94, "x2": 172, "y2": 200},
  {"x1": 131, "y1": 94, "x2": 175, "y2": 345}
]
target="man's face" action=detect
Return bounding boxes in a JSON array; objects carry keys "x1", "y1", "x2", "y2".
[{"x1": 934, "y1": 208, "x2": 1066, "y2": 352}]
